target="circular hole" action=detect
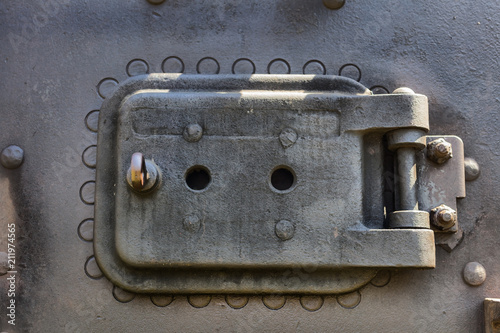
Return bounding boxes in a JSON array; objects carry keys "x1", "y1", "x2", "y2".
[
  {"x1": 185, "y1": 166, "x2": 211, "y2": 191},
  {"x1": 270, "y1": 166, "x2": 296, "y2": 192}
]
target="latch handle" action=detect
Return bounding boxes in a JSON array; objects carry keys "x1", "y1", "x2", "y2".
[
  {"x1": 127, "y1": 152, "x2": 160, "y2": 193},
  {"x1": 130, "y1": 152, "x2": 147, "y2": 191}
]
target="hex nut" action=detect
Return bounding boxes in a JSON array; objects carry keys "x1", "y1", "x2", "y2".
[
  {"x1": 430, "y1": 204, "x2": 457, "y2": 230},
  {"x1": 427, "y1": 138, "x2": 453, "y2": 164},
  {"x1": 0, "y1": 145, "x2": 24, "y2": 169},
  {"x1": 463, "y1": 262, "x2": 486, "y2": 286}
]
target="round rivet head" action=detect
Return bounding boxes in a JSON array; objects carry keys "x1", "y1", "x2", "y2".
[
  {"x1": 275, "y1": 220, "x2": 295, "y2": 241},
  {"x1": 147, "y1": 0, "x2": 165, "y2": 4},
  {"x1": 183, "y1": 124, "x2": 203, "y2": 143},
  {"x1": 1, "y1": 145, "x2": 24, "y2": 169},
  {"x1": 392, "y1": 87, "x2": 415, "y2": 95},
  {"x1": 464, "y1": 157, "x2": 480, "y2": 181},
  {"x1": 463, "y1": 262, "x2": 486, "y2": 286},
  {"x1": 323, "y1": 0, "x2": 346, "y2": 10}
]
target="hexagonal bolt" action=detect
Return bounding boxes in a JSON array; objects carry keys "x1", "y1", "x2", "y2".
[
  {"x1": 427, "y1": 138, "x2": 453, "y2": 164},
  {"x1": 430, "y1": 204, "x2": 457, "y2": 230}
]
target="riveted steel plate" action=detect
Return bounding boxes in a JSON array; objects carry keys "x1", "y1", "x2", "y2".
[{"x1": 94, "y1": 74, "x2": 434, "y2": 293}]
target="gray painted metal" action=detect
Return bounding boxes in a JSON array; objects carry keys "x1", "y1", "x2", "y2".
[
  {"x1": 94, "y1": 74, "x2": 434, "y2": 294},
  {"x1": 0, "y1": 0, "x2": 499, "y2": 331}
]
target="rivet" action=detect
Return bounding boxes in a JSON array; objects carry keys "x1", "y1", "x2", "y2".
[
  {"x1": 463, "y1": 262, "x2": 486, "y2": 286},
  {"x1": 183, "y1": 124, "x2": 203, "y2": 143},
  {"x1": 279, "y1": 128, "x2": 298, "y2": 148},
  {"x1": 464, "y1": 157, "x2": 480, "y2": 181},
  {"x1": 146, "y1": 0, "x2": 165, "y2": 4},
  {"x1": 392, "y1": 87, "x2": 415, "y2": 95},
  {"x1": 275, "y1": 220, "x2": 295, "y2": 241},
  {"x1": 1, "y1": 145, "x2": 24, "y2": 169},
  {"x1": 323, "y1": 0, "x2": 346, "y2": 10},
  {"x1": 183, "y1": 215, "x2": 201, "y2": 232},
  {"x1": 0, "y1": 252, "x2": 9, "y2": 276}
]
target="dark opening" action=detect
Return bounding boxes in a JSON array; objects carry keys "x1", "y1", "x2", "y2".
[
  {"x1": 186, "y1": 166, "x2": 211, "y2": 191},
  {"x1": 271, "y1": 167, "x2": 295, "y2": 191}
]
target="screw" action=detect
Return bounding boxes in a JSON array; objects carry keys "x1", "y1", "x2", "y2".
[
  {"x1": 322, "y1": 0, "x2": 346, "y2": 10},
  {"x1": 427, "y1": 138, "x2": 453, "y2": 164},
  {"x1": 183, "y1": 124, "x2": 203, "y2": 143},
  {"x1": 430, "y1": 204, "x2": 457, "y2": 230},
  {"x1": 1, "y1": 145, "x2": 24, "y2": 169},
  {"x1": 279, "y1": 128, "x2": 298, "y2": 149},
  {"x1": 464, "y1": 157, "x2": 480, "y2": 181},
  {"x1": 275, "y1": 220, "x2": 295, "y2": 241},
  {"x1": 463, "y1": 262, "x2": 486, "y2": 286}
]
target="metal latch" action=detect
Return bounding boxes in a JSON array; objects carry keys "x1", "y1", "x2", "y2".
[{"x1": 94, "y1": 74, "x2": 465, "y2": 294}]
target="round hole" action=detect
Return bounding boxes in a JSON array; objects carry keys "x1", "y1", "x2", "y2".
[
  {"x1": 270, "y1": 166, "x2": 296, "y2": 192},
  {"x1": 185, "y1": 166, "x2": 211, "y2": 191}
]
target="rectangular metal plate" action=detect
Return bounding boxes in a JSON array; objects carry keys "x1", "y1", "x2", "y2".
[{"x1": 94, "y1": 74, "x2": 435, "y2": 293}]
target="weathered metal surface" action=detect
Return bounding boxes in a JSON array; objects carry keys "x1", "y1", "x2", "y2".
[
  {"x1": 485, "y1": 298, "x2": 500, "y2": 333},
  {"x1": 1, "y1": 0, "x2": 499, "y2": 331},
  {"x1": 94, "y1": 74, "x2": 434, "y2": 294}
]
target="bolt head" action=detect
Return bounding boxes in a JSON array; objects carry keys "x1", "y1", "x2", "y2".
[
  {"x1": 426, "y1": 138, "x2": 453, "y2": 164},
  {"x1": 183, "y1": 124, "x2": 203, "y2": 143},
  {"x1": 0, "y1": 145, "x2": 24, "y2": 169},
  {"x1": 430, "y1": 204, "x2": 457, "y2": 230}
]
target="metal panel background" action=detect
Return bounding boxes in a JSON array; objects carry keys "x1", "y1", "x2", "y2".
[{"x1": 0, "y1": 0, "x2": 498, "y2": 331}]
